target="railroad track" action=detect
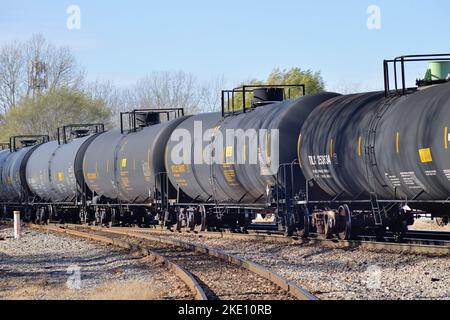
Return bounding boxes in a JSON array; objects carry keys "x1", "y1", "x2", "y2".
[
  {"x1": 30, "y1": 224, "x2": 316, "y2": 301},
  {"x1": 242, "y1": 223, "x2": 450, "y2": 246},
  {"x1": 122, "y1": 225, "x2": 450, "y2": 256},
  {"x1": 402, "y1": 230, "x2": 450, "y2": 241}
]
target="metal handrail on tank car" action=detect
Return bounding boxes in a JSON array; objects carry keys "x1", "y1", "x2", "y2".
[
  {"x1": 0, "y1": 143, "x2": 10, "y2": 150},
  {"x1": 221, "y1": 84, "x2": 306, "y2": 117},
  {"x1": 9, "y1": 135, "x2": 50, "y2": 152},
  {"x1": 120, "y1": 108, "x2": 185, "y2": 134},
  {"x1": 384, "y1": 53, "x2": 450, "y2": 97},
  {"x1": 57, "y1": 123, "x2": 105, "y2": 145}
]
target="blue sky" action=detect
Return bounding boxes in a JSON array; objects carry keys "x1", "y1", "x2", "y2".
[{"x1": 1, "y1": 0, "x2": 449, "y2": 90}]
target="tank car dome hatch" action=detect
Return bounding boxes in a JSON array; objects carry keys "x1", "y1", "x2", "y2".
[
  {"x1": 20, "y1": 139, "x2": 39, "y2": 147},
  {"x1": 428, "y1": 61, "x2": 450, "y2": 81},
  {"x1": 136, "y1": 112, "x2": 161, "y2": 127},
  {"x1": 253, "y1": 88, "x2": 284, "y2": 107},
  {"x1": 71, "y1": 129, "x2": 90, "y2": 138},
  {"x1": 417, "y1": 61, "x2": 450, "y2": 87}
]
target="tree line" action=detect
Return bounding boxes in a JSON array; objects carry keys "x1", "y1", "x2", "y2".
[{"x1": 0, "y1": 34, "x2": 325, "y2": 142}]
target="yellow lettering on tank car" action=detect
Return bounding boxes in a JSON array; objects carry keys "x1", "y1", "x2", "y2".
[
  {"x1": 396, "y1": 132, "x2": 400, "y2": 154},
  {"x1": 58, "y1": 171, "x2": 64, "y2": 182},
  {"x1": 419, "y1": 148, "x2": 433, "y2": 163},
  {"x1": 164, "y1": 145, "x2": 168, "y2": 171},
  {"x1": 87, "y1": 173, "x2": 97, "y2": 180},
  {"x1": 172, "y1": 164, "x2": 186, "y2": 173},
  {"x1": 445, "y1": 127, "x2": 448, "y2": 150},
  {"x1": 226, "y1": 146, "x2": 233, "y2": 158},
  {"x1": 121, "y1": 177, "x2": 130, "y2": 188},
  {"x1": 358, "y1": 136, "x2": 362, "y2": 158},
  {"x1": 297, "y1": 134, "x2": 302, "y2": 167},
  {"x1": 121, "y1": 158, "x2": 127, "y2": 168},
  {"x1": 223, "y1": 168, "x2": 236, "y2": 183}
]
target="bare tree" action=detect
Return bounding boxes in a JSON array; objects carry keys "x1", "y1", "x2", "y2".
[
  {"x1": 0, "y1": 34, "x2": 85, "y2": 114},
  {"x1": 85, "y1": 79, "x2": 121, "y2": 109},
  {"x1": 108, "y1": 73, "x2": 226, "y2": 122},
  {"x1": 84, "y1": 79, "x2": 126, "y2": 125},
  {"x1": 133, "y1": 71, "x2": 200, "y2": 114},
  {"x1": 25, "y1": 34, "x2": 84, "y2": 95},
  {"x1": 0, "y1": 41, "x2": 25, "y2": 113},
  {"x1": 199, "y1": 75, "x2": 226, "y2": 113}
]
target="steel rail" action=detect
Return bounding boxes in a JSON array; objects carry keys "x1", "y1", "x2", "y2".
[
  {"x1": 65, "y1": 224, "x2": 317, "y2": 301},
  {"x1": 123, "y1": 226, "x2": 450, "y2": 256},
  {"x1": 29, "y1": 224, "x2": 207, "y2": 301}
]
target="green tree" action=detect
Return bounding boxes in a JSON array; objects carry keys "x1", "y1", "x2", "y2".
[
  {"x1": 225, "y1": 79, "x2": 262, "y2": 112},
  {"x1": 267, "y1": 67, "x2": 324, "y2": 95},
  {"x1": 0, "y1": 87, "x2": 111, "y2": 142},
  {"x1": 225, "y1": 68, "x2": 324, "y2": 112}
]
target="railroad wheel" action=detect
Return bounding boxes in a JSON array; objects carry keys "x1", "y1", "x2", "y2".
[
  {"x1": 39, "y1": 207, "x2": 47, "y2": 225},
  {"x1": 47, "y1": 205, "x2": 54, "y2": 224},
  {"x1": 110, "y1": 208, "x2": 117, "y2": 228},
  {"x1": 276, "y1": 209, "x2": 285, "y2": 232},
  {"x1": 187, "y1": 209, "x2": 196, "y2": 231},
  {"x1": 163, "y1": 210, "x2": 171, "y2": 229},
  {"x1": 79, "y1": 208, "x2": 88, "y2": 225},
  {"x1": 175, "y1": 210, "x2": 183, "y2": 231},
  {"x1": 324, "y1": 213, "x2": 335, "y2": 239},
  {"x1": 337, "y1": 205, "x2": 352, "y2": 240},
  {"x1": 194, "y1": 205, "x2": 207, "y2": 232},
  {"x1": 284, "y1": 213, "x2": 296, "y2": 237},
  {"x1": 297, "y1": 206, "x2": 310, "y2": 238}
]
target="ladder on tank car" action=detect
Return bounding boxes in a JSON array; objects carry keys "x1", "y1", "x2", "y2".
[
  {"x1": 154, "y1": 172, "x2": 170, "y2": 213},
  {"x1": 364, "y1": 97, "x2": 398, "y2": 226},
  {"x1": 275, "y1": 161, "x2": 300, "y2": 228}
]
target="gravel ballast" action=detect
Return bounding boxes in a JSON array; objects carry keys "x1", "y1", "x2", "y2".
[
  {"x1": 0, "y1": 226, "x2": 192, "y2": 300},
  {"x1": 141, "y1": 230, "x2": 449, "y2": 300}
]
